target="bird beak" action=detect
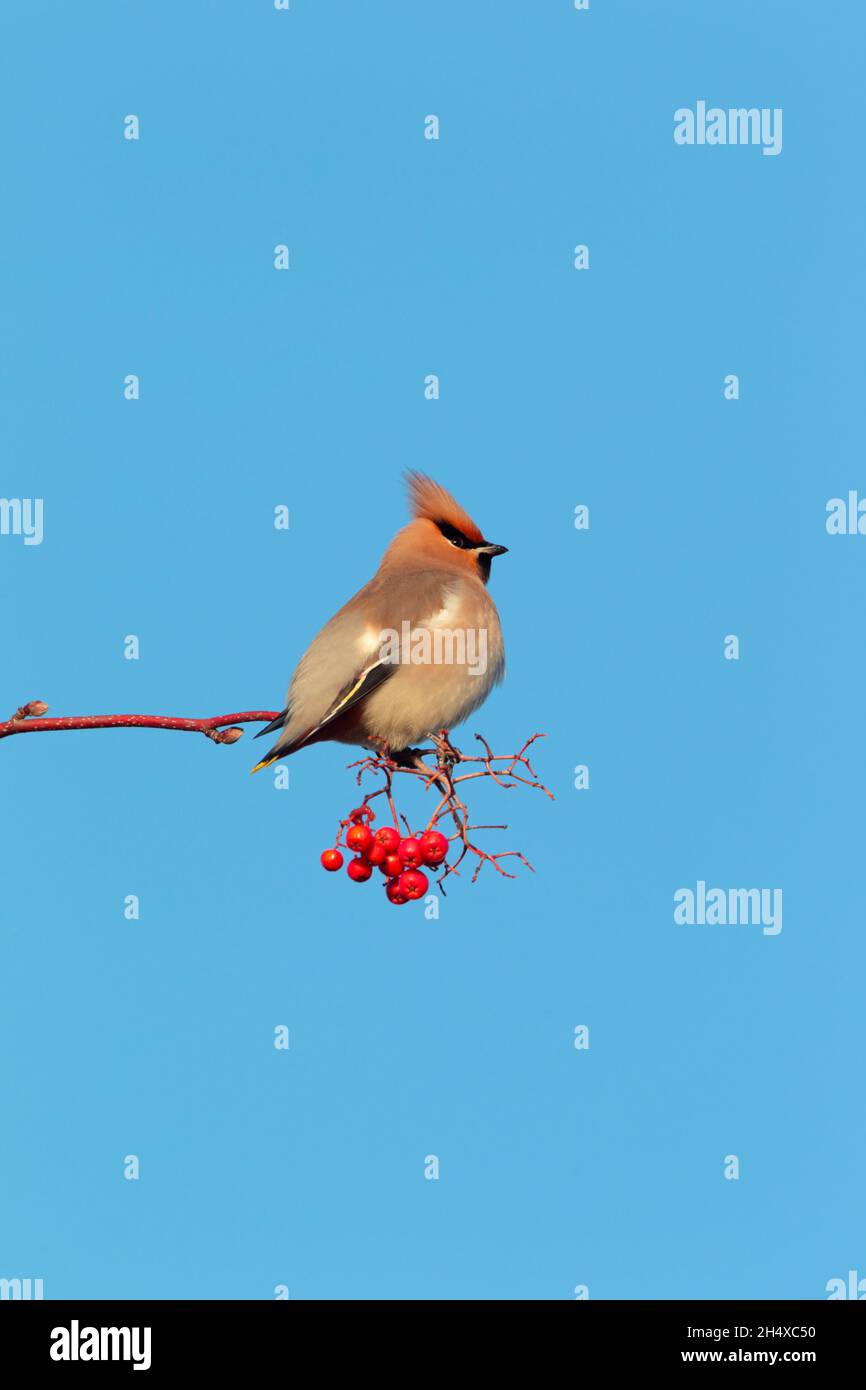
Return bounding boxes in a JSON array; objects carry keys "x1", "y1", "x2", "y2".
[{"x1": 477, "y1": 542, "x2": 508, "y2": 557}]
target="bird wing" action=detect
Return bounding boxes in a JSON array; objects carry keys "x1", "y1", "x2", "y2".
[
  {"x1": 251, "y1": 569, "x2": 456, "y2": 772},
  {"x1": 250, "y1": 659, "x2": 395, "y2": 771},
  {"x1": 300, "y1": 658, "x2": 396, "y2": 744}
]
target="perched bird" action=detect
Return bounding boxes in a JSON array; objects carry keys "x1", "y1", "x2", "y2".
[{"x1": 251, "y1": 473, "x2": 507, "y2": 771}]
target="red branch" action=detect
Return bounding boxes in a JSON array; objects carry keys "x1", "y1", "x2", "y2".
[
  {"x1": 338, "y1": 731, "x2": 554, "y2": 891},
  {"x1": 0, "y1": 701, "x2": 279, "y2": 746}
]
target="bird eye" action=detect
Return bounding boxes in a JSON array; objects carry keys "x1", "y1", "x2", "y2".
[{"x1": 437, "y1": 521, "x2": 469, "y2": 549}]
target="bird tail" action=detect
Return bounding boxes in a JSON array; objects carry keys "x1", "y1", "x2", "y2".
[
  {"x1": 250, "y1": 744, "x2": 283, "y2": 774},
  {"x1": 250, "y1": 727, "x2": 313, "y2": 773},
  {"x1": 254, "y1": 708, "x2": 288, "y2": 739},
  {"x1": 250, "y1": 709, "x2": 292, "y2": 773}
]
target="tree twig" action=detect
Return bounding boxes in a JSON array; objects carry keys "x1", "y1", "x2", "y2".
[
  {"x1": 342, "y1": 732, "x2": 554, "y2": 891},
  {"x1": 0, "y1": 701, "x2": 280, "y2": 746}
]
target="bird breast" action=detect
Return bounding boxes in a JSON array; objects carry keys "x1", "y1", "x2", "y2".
[{"x1": 357, "y1": 579, "x2": 505, "y2": 749}]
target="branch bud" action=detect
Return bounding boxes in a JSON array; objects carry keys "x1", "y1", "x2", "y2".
[
  {"x1": 213, "y1": 726, "x2": 244, "y2": 744},
  {"x1": 10, "y1": 700, "x2": 49, "y2": 721}
]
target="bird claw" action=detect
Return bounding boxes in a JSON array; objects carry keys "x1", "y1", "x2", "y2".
[{"x1": 431, "y1": 729, "x2": 462, "y2": 770}]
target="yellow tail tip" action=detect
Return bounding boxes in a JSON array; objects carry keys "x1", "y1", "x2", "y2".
[{"x1": 250, "y1": 756, "x2": 278, "y2": 775}]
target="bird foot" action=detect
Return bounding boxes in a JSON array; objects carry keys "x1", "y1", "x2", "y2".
[
  {"x1": 431, "y1": 729, "x2": 462, "y2": 769},
  {"x1": 389, "y1": 746, "x2": 425, "y2": 771}
]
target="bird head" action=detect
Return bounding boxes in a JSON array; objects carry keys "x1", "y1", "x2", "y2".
[{"x1": 385, "y1": 472, "x2": 507, "y2": 584}]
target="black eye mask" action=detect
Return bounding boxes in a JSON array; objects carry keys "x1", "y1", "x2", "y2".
[{"x1": 437, "y1": 521, "x2": 475, "y2": 549}]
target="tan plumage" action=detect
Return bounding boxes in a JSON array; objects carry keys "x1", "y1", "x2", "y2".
[{"x1": 252, "y1": 473, "x2": 507, "y2": 770}]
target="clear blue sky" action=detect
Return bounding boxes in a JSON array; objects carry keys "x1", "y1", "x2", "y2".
[{"x1": 2, "y1": 0, "x2": 863, "y2": 1300}]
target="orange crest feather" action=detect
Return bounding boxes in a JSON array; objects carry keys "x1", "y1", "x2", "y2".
[{"x1": 405, "y1": 472, "x2": 484, "y2": 543}]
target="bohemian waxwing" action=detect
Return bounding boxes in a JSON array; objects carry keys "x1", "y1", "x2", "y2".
[{"x1": 251, "y1": 473, "x2": 507, "y2": 770}]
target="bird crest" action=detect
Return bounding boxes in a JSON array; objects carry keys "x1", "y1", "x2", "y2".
[{"x1": 405, "y1": 472, "x2": 484, "y2": 544}]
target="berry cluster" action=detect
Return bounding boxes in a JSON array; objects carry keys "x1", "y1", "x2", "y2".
[{"x1": 320, "y1": 807, "x2": 449, "y2": 907}]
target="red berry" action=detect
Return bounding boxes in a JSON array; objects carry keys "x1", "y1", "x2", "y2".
[
  {"x1": 420, "y1": 829, "x2": 449, "y2": 866},
  {"x1": 348, "y1": 806, "x2": 369, "y2": 823},
  {"x1": 385, "y1": 878, "x2": 409, "y2": 905},
  {"x1": 346, "y1": 824, "x2": 374, "y2": 855},
  {"x1": 374, "y1": 825, "x2": 401, "y2": 854},
  {"x1": 399, "y1": 869, "x2": 428, "y2": 900},
  {"x1": 320, "y1": 848, "x2": 343, "y2": 872},
  {"x1": 397, "y1": 836, "x2": 425, "y2": 869},
  {"x1": 347, "y1": 856, "x2": 373, "y2": 883},
  {"x1": 365, "y1": 841, "x2": 387, "y2": 866},
  {"x1": 382, "y1": 853, "x2": 403, "y2": 879}
]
